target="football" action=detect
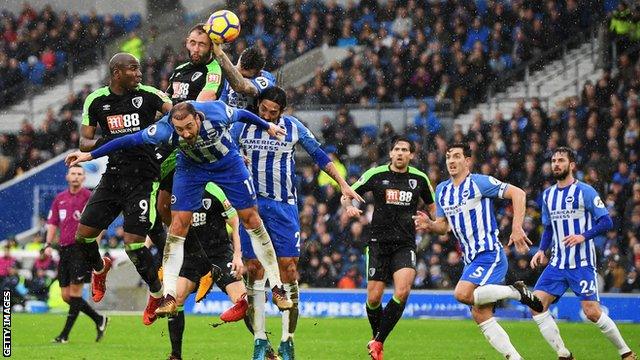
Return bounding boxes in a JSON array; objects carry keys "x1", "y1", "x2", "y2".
[{"x1": 203, "y1": 10, "x2": 241, "y2": 44}]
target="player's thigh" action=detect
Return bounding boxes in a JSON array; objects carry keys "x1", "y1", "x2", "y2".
[
  {"x1": 121, "y1": 177, "x2": 160, "y2": 238},
  {"x1": 566, "y1": 266, "x2": 600, "y2": 302},
  {"x1": 171, "y1": 166, "x2": 207, "y2": 213},
  {"x1": 224, "y1": 281, "x2": 246, "y2": 303},
  {"x1": 392, "y1": 267, "x2": 416, "y2": 301},
  {"x1": 366, "y1": 245, "x2": 390, "y2": 283},
  {"x1": 534, "y1": 265, "x2": 571, "y2": 301},
  {"x1": 79, "y1": 176, "x2": 121, "y2": 233},
  {"x1": 262, "y1": 199, "x2": 301, "y2": 259},
  {"x1": 68, "y1": 283, "x2": 84, "y2": 297}
]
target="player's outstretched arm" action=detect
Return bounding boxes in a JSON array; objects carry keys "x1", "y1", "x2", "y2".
[
  {"x1": 341, "y1": 194, "x2": 363, "y2": 218},
  {"x1": 234, "y1": 108, "x2": 286, "y2": 139},
  {"x1": 212, "y1": 43, "x2": 258, "y2": 97},
  {"x1": 503, "y1": 185, "x2": 532, "y2": 254}
]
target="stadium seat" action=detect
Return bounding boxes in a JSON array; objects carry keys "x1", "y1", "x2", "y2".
[
  {"x1": 359, "y1": 125, "x2": 378, "y2": 139},
  {"x1": 125, "y1": 13, "x2": 142, "y2": 32},
  {"x1": 113, "y1": 14, "x2": 126, "y2": 30}
]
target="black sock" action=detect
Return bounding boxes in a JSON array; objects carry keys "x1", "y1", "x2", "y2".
[
  {"x1": 374, "y1": 297, "x2": 406, "y2": 343},
  {"x1": 77, "y1": 238, "x2": 103, "y2": 272},
  {"x1": 59, "y1": 299, "x2": 80, "y2": 338},
  {"x1": 125, "y1": 245, "x2": 162, "y2": 293},
  {"x1": 71, "y1": 296, "x2": 103, "y2": 325},
  {"x1": 366, "y1": 302, "x2": 382, "y2": 338},
  {"x1": 168, "y1": 310, "x2": 185, "y2": 358}
]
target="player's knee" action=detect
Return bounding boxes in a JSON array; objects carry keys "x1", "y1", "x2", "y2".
[
  {"x1": 246, "y1": 260, "x2": 264, "y2": 280},
  {"x1": 454, "y1": 288, "x2": 473, "y2": 305},
  {"x1": 367, "y1": 292, "x2": 383, "y2": 307},
  {"x1": 582, "y1": 303, "x2": 602, "y2": 322},
  {"x1": 240, "y1": 210, "x2": 261, "y2": 230},
  {"x1": 61, "y1": 294, "x2": 71, "y2": 304},
  {"x1": 279, "y1": 260, "x2": 298, "y2": 283},
  {"x1": 394, "y1": 287, "x2": 411, "y2": 302}
]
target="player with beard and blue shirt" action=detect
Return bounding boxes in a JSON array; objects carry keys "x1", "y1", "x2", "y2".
[
  {"x1": 528, "y1": 147, "x2": 636, "y2": 360},
  {"x1": 65, "y1": 101, "x2": 294, "y2": 319}
]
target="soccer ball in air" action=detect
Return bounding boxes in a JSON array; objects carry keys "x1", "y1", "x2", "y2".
[{"x1": 203, "y1": 10, "x2": 241, "y2": 44}]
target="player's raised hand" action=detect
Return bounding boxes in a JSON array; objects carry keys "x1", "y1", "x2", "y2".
[
  {"x1": 344, "y1": 204, "x2": 363, "y2": 218},
  {"x1": 508, "y1": 226, "x2": 532, "y2": 254},
  {"x1": 530, "y1": 250, "x2": 548, "y2": 269},
  {"x1": 65, "y1": 151, "x2": 93, "y2": 167},
  {"x1": 267, "y1": 122, "x2": 286, "y2": 140},
  {"x1": 563, "y1": 234, "x2": 586, "y2": 247}
]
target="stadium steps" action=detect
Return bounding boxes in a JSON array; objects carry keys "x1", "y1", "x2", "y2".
[
  {"x1": 457, "y1": 39, "x2": 601, "y2": 128},
  {"x1": 0, "y1": 66, "x2": 107, "y2": 133}
]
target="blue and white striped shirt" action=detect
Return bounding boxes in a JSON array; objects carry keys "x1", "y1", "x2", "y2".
[
  {"x1": 219, "y1": 70, "x2": 276, "y2": 113},
  {"x1": 541, "y1": 181, "x2": 607, "y2": 269},
  {"x1": 230, "y1": 115, "x2": 321, "y2": 205},
  {"x1": 435, "y1": 174, "x2": 508, "y2": 264}
]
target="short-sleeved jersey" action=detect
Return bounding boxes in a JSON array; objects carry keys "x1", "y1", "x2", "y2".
[
  {"x1": 352, "y1": 165, "x2": 434, "y2": 245},
  {"x1": 435, "y1": 174, "x2": 508, "y2": 264},
  {"x1": 141, "y1": 100, "x2": 243, "y2": 170},
  {"x1": 541, "y1": 181, "x2": 608, "y2": 269},
  {"x1": 82, "y1": 85, "x2": 171, "y2": 178},
  {"x1": 47, "y1": 188, "x2": 92, "y2": 247},
  {"x1": 185, "y1": 182, "x2": 237, "y2": 256},
  {"x1": 230, "y1": 115, "x2": 321, "y2": 205},
  {"x1": 219, "y1": 70, "x2": 275, "y2": 113},
  {"x1": 165, "y1": 59, "x2": 223, "y2": 104}
]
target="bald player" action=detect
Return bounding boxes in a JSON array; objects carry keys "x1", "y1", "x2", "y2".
[{"x1": 73, "y1": 52, "x2": 173, "y2": 325}]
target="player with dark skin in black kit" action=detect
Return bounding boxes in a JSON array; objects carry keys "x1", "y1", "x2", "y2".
[{"x1": 74, "y1": 52, "x2": 172, "y2": 326}]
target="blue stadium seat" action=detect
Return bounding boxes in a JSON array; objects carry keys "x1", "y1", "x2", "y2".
[
  {"x1": 502, "y1": 54, "x2": 514, "y2": 69},
  {"x1": 19, "y1": 62, "x2": 29, "y2": 77},
  {"x1": 359, "y1": 125, "x2": 378, "y2": 139},
  {"x1": 348, "y1": 164, "x2": 362, "y2": 178},
  {"x1": 55, "y1": 51, "x2": 67, "y2": 72},
  {"x1": 113, "y1": 14, "x2": 126, "y2": 30},
  {"x1": 125, "y1": 13, "x2": 142, "y2": 32},
  {"x1": 80, "y1": 15, "x2": 90, "y2": 24},
  {"x1": 423, "y1": 97, "x2": 436, "y2": 110}
]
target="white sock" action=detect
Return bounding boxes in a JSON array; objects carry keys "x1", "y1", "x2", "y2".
[
  {"x1": 251, "y1": 278, "x2": 267, "y2": 340},
  {"x1": 247, "y1": 224, "x2": 282, "y2": 288},
  {"x1": 162, "y1": 233, "x2": 185, "y2": 298},
  {"x1": 281, "y1": 281, "x2": 299, "y2": 342},
  {"x1": 595, "y1": 312, "x2": 631, "y2": 355},
  {"x1": 473, "y1": 285, "x2": 520, "y2": 306},
  {"x1": 478, "y1": 317, "x2": 522, "y2": 360},
  {"x1": 533, "y1": 311, "x2": 571, "y2": 357}
]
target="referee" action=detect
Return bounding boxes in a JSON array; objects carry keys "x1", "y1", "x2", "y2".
[
  {"x1": 341, "y1": 136, "x2": 435, "y2": 360},
  {"x1": 46, "y1": 165, "x2": 108, "y2": 343}
]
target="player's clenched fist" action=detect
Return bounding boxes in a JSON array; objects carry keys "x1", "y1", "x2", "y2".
[{"x1": 65, "y1": 151, "x2": 93, "y2": 167}]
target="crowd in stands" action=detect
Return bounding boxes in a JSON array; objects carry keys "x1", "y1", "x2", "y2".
[
  {"x1": 0, "y1": 241, "x2": 56, "y2": 305},
  {"x1": 293, "y1": 43, "x2": 640, "y2": 293},
  {"x1": 0, "y1": 3, "x2": 142, "y2": 108}
]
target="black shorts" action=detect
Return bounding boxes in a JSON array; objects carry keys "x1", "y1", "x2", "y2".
[
  {"x1": 80, "y1": 174, "x2": 159, "y2": 237},
  {"x1": 57, "y1": 244, "x2": 91, "y2": 287},
  {"x1": 179, "y1": 242, "x2": 239, "y2": 293},
  {"x1": 366, "y1": 242, "x2": 417, "y2": 282},
  {"x1": 159, "y1": 169, "x2": 174, "y2": 192}
]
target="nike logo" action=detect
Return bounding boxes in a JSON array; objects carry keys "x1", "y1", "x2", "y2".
[
  {"x1": 77, "y1": 276, "x2": 84, "y2": 281},
  {"x1": 261, "y1": 241, "x2": 270, "y2": 246}
]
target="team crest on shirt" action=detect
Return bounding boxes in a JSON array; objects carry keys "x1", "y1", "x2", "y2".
[
  {"x1": 408, "y1": 179, "x2": 417, "y2": 189},
  {"x1": 565, "y1": 196, "x2": 574, "y2": 204},
  {"x1": 132, "y1": 96, "x2": 143, "y2": 109},
  {"x1": 202, "y1": 198, "x2": 212, "y2": 210},
  {"x1": 462, "y1": 189, "x2": 470, "y2": 198},
  {"x1": 191, "y1": 72, "x2": 203, "y2": 81},
  {"x1": 594, "y1": 196, "x2": 605, "y2": 208},
  {"x1": 369, "y1": 268, "x2": 375, "y2": 277}
]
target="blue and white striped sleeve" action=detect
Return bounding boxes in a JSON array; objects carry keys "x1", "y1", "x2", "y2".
[{"x1": 473, "y1": 174, "x2": 509, "y2": 199}]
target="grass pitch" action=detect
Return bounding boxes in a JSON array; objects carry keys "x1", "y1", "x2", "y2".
[{"x1": 9, "y1": 313, "x2": 640, "y2": 359}]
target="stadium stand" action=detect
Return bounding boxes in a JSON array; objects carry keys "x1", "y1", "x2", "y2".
[{"x1": 0, "y1": 3, "x2": 143, "y2": 109}]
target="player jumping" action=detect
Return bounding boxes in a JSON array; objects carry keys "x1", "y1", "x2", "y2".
[
  {"x1": 414, "y1": 142, "x2": 543, "y2": 360},
  {"x1": 65, "y1": 100, "x2": 293, "y2": 317},
  {"x1": 231, "y1": 86, "x2": 363, "y2": 359},
  {"x1": 74, "y1": 53, "x2": 172, "y2": 325},
  {"x1": 529, "y1": 147, "x2": 637, "y2": 360},
  {"x1": 341, "y1": 137, "x2": 435, "y2": 360},
  {"x1": 167, "y1": 182, "x2": 248, "y2": 360}
]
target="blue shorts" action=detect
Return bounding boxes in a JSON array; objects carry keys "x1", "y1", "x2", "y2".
[
  {"x1": 460, "y1": 251, "x2": 508, "y2": 286},
  {"x1": 171, "y1": 155, "x2": 257, "y2": 211},
  {"x1": 241, "y1": 197, "x2": 300, "y2": 259},
  {"x1": 534, "y1": 265, "x2": 599, "y2": 302}
]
